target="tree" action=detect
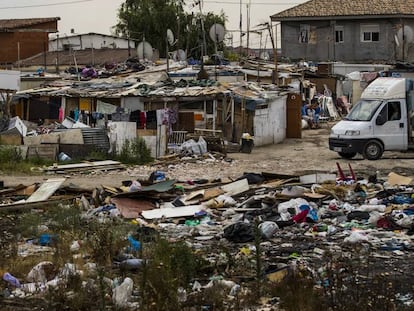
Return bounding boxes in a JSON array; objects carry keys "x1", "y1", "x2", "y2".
[{"x1": 114, "y1": 0, "x2": 227, "y2": 59}]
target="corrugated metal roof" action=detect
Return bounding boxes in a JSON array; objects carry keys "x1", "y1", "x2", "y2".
[
  {"x1": 16, "y1": 69, "x2": 272, "y2": 102},
  {"x1": 271, "y1": 0, "x2": 414, "y2": 20}
]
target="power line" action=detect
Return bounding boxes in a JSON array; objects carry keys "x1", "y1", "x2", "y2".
[{"x1": 0, "y1": 0, "x2": 94, "y2": 10}]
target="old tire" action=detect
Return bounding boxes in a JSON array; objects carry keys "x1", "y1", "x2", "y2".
[
  {"x1": 363, "y1": 140, "x2": 383, "y2": 160},
  {"x1": 338, "y1": 152, "x2": 357, "y2": 159}
]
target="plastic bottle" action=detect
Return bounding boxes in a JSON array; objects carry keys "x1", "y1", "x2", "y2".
[{"x1": 3, "y1": 272, "x2": 21, "y2": 288}]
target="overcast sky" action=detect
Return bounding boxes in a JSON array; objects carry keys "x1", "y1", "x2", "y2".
[{"x1": 0, "y1": 0, "x2": 307, "y2": 47}]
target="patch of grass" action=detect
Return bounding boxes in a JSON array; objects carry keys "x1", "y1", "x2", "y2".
[{"x1": 0, "y1": 145, "x2": 53, "y2": 174}]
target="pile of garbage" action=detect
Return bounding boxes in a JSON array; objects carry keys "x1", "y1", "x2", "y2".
[{"x1": 2, "y1": 164, "x2": 414, "y2": 309}]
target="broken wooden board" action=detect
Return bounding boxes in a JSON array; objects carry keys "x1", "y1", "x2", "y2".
[
  {"x1": 15, "y1": 184, "x2": 38, "y2": 196},
  {"x1": 0, "y1": 196, "x2": 75, "y2": 211},
  {"x1": 220, "y1": 178, "x2": 249, "y2": 196},
  {"x1": 261, "y1": 178, "x2": 298, "y2": 188},
  {"x1": 26, "y1": 178, "x2": 66, "y2": 203},
  {"x1": 44, "y1": 160, "x2": 123, "y2": 172},
  {"x1": 141, "y1": 205, "x2": 203, "y2": 220},
  {"x1": 300, "y1": 173, "x2": 336, "y2": 184},
  {"x1": 183, "y1": 188, "x2": 225, "y2": 205}
]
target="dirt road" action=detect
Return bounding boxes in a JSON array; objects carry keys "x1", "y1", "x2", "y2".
[{"x1": 2, "y1": 123, "x2": 414, "y2": 189}]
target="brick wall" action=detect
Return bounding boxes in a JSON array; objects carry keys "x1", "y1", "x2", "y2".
[{"x1": 0, "y1": 20, "x2": 58, "y2": 64}]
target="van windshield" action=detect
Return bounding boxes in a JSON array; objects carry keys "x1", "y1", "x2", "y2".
[{"x1": 344, "y1": 100, "x2": 383, "y2": 121}]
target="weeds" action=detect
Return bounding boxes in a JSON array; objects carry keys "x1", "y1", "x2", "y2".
[
  {"x1": 139, "y1": 238, "x2": 201, "y2": 310},
  {"x1": 117, "y1": 137, "x2": 153, "y2": 165},
  {"x1": 0, "y1": 145, "x2": 53, "y2": 174},
  {"x1": 2, "y1": 203, "x2": 414, "y2": 310}
]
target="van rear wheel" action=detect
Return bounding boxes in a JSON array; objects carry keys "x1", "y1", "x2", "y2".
[
  {"x1": 338, "y1": 152, "x2": 357, "y2": 159},
  {"x1": 363, "y1": 140, "x2": 383, "y2": 160}
]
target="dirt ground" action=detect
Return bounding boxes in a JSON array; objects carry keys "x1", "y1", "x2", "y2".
[{"x1": 2, "y1": 122, "x2": 414, "y2": 188}]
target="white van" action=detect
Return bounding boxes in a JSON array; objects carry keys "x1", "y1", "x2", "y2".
[{"x1": 329, "y1": 77, "x2": 414, "y2": 160}]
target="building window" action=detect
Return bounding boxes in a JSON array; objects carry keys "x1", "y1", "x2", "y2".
[
  {"x1": 335, "y1": 26, "x2": 344, "y2": 43},
  {"x1": 361, "y1": 24, "x2": 380, "y2": 42},
  {"x1": 299, "y1": 24, "x2": 310, "y2": 43}
]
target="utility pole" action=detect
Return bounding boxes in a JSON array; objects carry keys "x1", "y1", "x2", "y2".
[
  {"x1": 246, "y1": 1, "x2": 250, "y2": 57},
  {"x1": 239, "y1": 0, "x2": 242, "y2": 57},
  {"x1": 195, "y1": 0, "x2": 207, "y2": 60},
  {"x1": 269, "y1": 21, "x2": 278, "y2": 85},
  {"x1": 57, "y1": 34, "x2": 60, "y2": 73}
]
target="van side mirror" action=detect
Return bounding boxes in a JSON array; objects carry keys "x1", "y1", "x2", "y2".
[{"x1": 376, "y1": 114, "x2": 387, "y2": 125}]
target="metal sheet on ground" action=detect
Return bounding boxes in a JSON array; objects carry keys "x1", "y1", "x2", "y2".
[{"x1": 111, "y1": 198, "x2": 156, "y2": 218}]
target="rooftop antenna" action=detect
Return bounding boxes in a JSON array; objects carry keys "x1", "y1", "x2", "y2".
[
  {"x1": 137, "y1": 39, "x2": 153, "y2": 61},
  {"x1": 209, "y1": 23, "x2": 225, "y2": 54},
  {"x1": 209, "y1": 24, "x2": 226, "y2": 81}
]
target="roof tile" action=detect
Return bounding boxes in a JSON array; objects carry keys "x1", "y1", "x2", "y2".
[
  {"x1": 272, "y1": 0, "x2": 414, "y2": 19},
  {"x1": 0, "y1": 18, "x2": 60, "y2": 30}
]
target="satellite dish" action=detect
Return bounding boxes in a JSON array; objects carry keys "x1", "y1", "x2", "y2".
[
  {"x1": 397, "y1": 26, "x2": 414, "y2": 44},
  {"x1": 167, "y1": 29, "x2": 175, "y2": 46},
  {"x1": 260, "y1": 51, "x2": 270, "y2": 61},
  {"x1": 173, "y1": 49, "x2": 187, "y2": 61},
  {"x1": 209, "y1": 24, "x2": 225, "y2": 43},
  {"x1": 137, "y1": 41, "x2": 153, "y2": 60}
]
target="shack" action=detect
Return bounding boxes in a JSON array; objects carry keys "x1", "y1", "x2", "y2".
[{"x1": 11, "y1": 68, "x2": 291, "y2": 158}]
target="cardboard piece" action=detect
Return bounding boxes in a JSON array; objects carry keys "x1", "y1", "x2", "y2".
[{"x1": 388, "y1": 172, "x2": 413, "y2": 186}]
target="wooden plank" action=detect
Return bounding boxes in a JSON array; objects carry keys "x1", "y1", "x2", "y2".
[
  {"x1": 221, "y1": 178, "x2": 249, "y2": 196},
  {"x1": 27, "y1": 145, "x2": 58, "y2": 161},
  {"x1": 141, "y1": 205, "x2": 203, "y2": 220},
  {"x1": 45, "y1": 160, "x2": 121, "y2": 171},
  {"x1": 0, "y1": 134, "x2": 22, "y2": 145},
  {"x1": 26, "y1": 178, "x2": 66, "y2": 203}
]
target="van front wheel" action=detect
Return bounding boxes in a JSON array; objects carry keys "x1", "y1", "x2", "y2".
[{"x1": 363, "y1": 140, "x2": 383, "y2": 160}]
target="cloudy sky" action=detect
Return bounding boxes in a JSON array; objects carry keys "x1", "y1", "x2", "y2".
[{"x1": 0, "y1": 0, "x2": 307, "y2": 47}]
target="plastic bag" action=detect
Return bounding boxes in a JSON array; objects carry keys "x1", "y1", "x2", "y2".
[
  {"x1": 112, "y1": 277, "x2": 133, "y2": 307},
  {"x1": 259, "y1": 221, "x2": 279, "y2": 239},
  {"x1": 198, "y1": 136, "x2": 208, "y2": 154}
]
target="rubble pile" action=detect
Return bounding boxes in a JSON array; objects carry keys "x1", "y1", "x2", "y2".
[{"x1": 1, "y1": 166, "x2": 414, "y2": 309}]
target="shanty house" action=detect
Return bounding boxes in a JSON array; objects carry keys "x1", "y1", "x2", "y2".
[
  {"x1": 271, "y1": 0, "x2": 414, "y2": 63},
  {"x1": 12, "y1": 70, "x2": 289, "y2": 158},
  {"x1": 0, "y1": 18, "x2": 60, "y2": 67}
]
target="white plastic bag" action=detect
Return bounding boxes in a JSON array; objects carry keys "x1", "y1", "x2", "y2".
[
  {"x1": 112, "y1": 277, "x2": 133, "y2": 308},
  {"x1": 259, "y1": 221, "x2": 279, "y2": 239}
]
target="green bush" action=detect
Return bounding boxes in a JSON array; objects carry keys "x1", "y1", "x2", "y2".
[{"x1": 117, "y1": 137, "x2": 153, "y2": 165}]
